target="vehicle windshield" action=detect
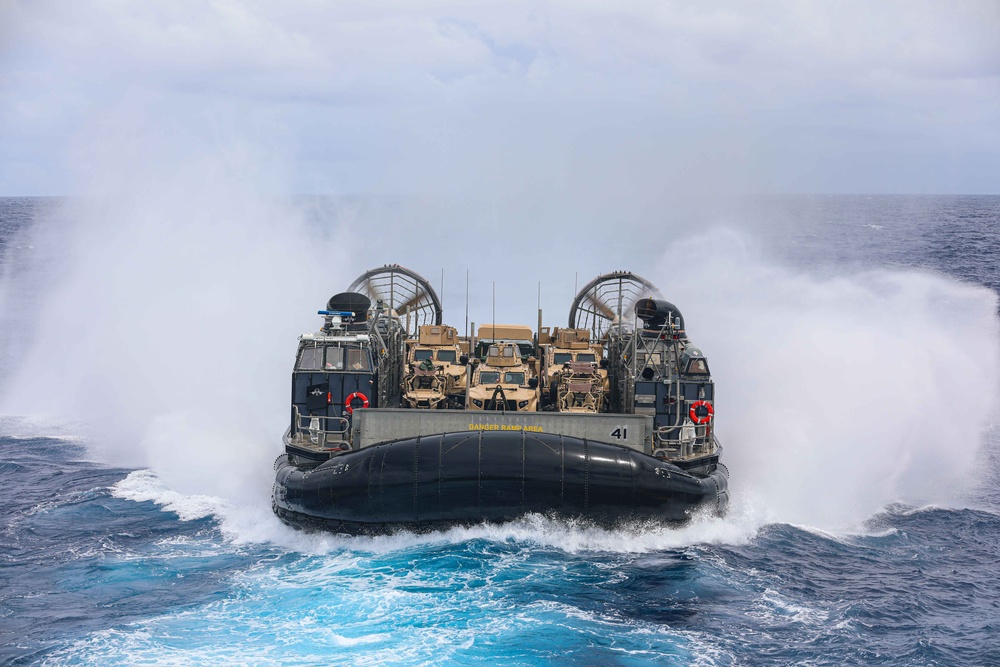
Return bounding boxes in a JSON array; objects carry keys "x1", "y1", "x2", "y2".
[
  {"x1": 503, "y1": 372, "x2": 525, "y2": 385},
  {"x1": 437, "y1": 350, "x2": 457, "y2": 362},
  {"x1": 413, "y1": 349, "x2": 433, "y2": 361},
  {"x1": 479, "y1": 371, "x2": 501, "y2": 384},
  {"x1": 553, "y1": 352, "x2": 572, "y2": 364},
  {"x1": 577, "y1": 353, "x2": 596, "y2": 363}
]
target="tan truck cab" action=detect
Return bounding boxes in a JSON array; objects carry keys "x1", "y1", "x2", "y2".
[
  {"x1": 538, "y1": 327, "x2": 607, "y2": 412},
  {"x1": 466, "y1": 341, "x2": 539, "y2": 412},
  {"x1": 402, "y1": 325, "x2": 468, "y2": 409}
]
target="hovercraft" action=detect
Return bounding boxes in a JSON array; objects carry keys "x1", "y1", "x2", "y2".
[{"x1": 272, "y1": 266, "x2": 728, "y2": 534}]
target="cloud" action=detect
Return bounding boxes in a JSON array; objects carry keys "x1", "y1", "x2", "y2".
[{"x1": 2, "y1": 0, "x2": 999, "y2": 194}]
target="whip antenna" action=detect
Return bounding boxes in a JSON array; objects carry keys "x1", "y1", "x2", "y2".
[{"x1": 536, "y1": 280, "x2": 542, "y2": 357}]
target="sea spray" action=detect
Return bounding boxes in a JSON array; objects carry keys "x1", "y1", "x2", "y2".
[
  {"x1": 652, "y1": 229, "x2": 1000, "y2": 528},
  {"x1": 0, "y1": 107, "x2": 355, "y2": 504}
]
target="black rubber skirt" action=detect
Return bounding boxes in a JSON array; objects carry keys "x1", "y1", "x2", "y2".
[{"x1": 272, "y1": 430, "x2": 728, "y2": 534}]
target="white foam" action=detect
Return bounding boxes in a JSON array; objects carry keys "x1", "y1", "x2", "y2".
[
  {"x1": 112, "y1": 469, "x2": 228, "y2": 522},
  {"x1": 106, "y1": 461, "x2": 768, "y2": 554},
  {"x1": 261, "y1": 500, "x2": 766, "y2": 556},
  {"x1": 757, "y1": 587, "x2": 830, "y2": 626}
]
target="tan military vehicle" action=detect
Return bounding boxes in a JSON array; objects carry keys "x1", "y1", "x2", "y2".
[
  {"x1": 474, "y1": 324, "x2": 535, "y2": 363},
  {"x1": 402, "y1": 360, "x2": 447, "y2": 409},
  {"x1": 549, "y1": 362, "x2": 605, "y2": 412},
  {"x1": 466, "y1": 340, "x2": 539, "y2": 412},
  {"x1": 402, "y1": 325, "x2": 468, "y2": 409},
  {"x1": 538, "y1": 327, "x2": 607, "y2": 412}
]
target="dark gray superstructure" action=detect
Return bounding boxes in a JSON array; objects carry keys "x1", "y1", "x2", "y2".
[{"x1": 274, "y1": 266, "x2": 728, "y2": 533}]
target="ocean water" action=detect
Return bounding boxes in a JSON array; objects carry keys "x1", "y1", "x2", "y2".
[{"x1": 2, "y1": 195, "x2": 1000, "y2": 665}]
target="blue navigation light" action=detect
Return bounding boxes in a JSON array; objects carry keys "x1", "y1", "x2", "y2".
[{"x1": 318, "y1": 310, "x2": 355, "y2": 316}]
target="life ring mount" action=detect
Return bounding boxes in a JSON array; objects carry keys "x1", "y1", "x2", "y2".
[
  {"x1": 689, "y1": 400, "x2": 714, "y2": 425},
  {"x1": 345, "y1": 392, "x2": 370, "y2": 415}
]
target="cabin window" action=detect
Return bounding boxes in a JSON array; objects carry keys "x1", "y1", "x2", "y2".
[
  {"x1": 554, "y1": 352, "x2": 572, "y2": 364},
  {"x1": 479, "y1": 371, "x2": 501, "y2": 384},
  {"x1": 437, "y1": 350, "x2": 457, "y2": 362},
  {"x1": 577, "y1": 353, "x2": 596, "y2": 363},
  {"x1": 686, "y1": 358, "x2": 709, "y2": 375},
  {"x1": 414, "y1": 349, "x2": 433, "y2": 361},
  {"x1": 488, "y1": 345, "x2": 499, "y2": 357},
  {"x1": 325, "y1": 347, "x2": 345, "y2": 370},
  {"x1": 346, "y1": 348, "x2": 370, "y2": 371},
  {"x1": 502, "y1": 347, "x2": 515, "y2": 358},
  {"x1": 297, "y1": 346, "x2": 323, "y2": 370},
  {"x1": 503, "y1": 372, "x2": 525, "y2": 385}
]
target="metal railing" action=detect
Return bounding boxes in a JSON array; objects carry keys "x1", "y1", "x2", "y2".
[
  {"x1": 653, "y1": 424, "x2": 717, "y2": 460},
  {"x1": 291, "y1": 406, "x2": 350, "y2": 449}
]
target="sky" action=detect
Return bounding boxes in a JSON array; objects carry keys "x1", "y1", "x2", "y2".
[{"x1": 1, "y1": 0, "x2": 999, "y2": 197}]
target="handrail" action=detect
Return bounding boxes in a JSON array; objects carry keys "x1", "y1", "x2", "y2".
[
  {"x1": 653, "y1": 424, "x2": 717, "y2": 460},
  {"x1": 291, "y1": 406, "x2": 350, "y2": 448}
]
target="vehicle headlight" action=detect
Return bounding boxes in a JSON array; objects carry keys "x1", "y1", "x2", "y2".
[
  {"x1": 472, "y1": 399, "x2": 483, "y2": 408},
  {"x1": 518, "y1": 400, "x2": 529, "y2": 409}
]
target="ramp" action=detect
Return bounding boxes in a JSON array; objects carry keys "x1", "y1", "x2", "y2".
[{"x1": 352, "y1": 408, "x2": 654, "y2": 453}]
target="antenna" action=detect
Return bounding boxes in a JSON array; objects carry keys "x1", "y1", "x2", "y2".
[
  {"x1": 536, "y1": 280, "x2": 542, "y2": 357},
  {"x1": 492, "y1": 281, "x2": 496, "y2": 340},
  {"x1": 440, "y1": 268, "x2": 445, "y2": 320},
  {"x1": 465, "y1": 269, "x2": 469, "y2": 341}
]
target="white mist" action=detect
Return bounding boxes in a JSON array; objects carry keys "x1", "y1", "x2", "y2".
[
  {"x1": 652, "y1": 229, "x2": 1000, "y2": 529},
  {"x1": 1, "y1": 104, "x2": 354, "y2": 507}
]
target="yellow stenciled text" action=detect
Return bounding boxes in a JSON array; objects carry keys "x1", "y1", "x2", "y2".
[{"x1": 468, "y1": 424, "x2": 543, "y2": 433}]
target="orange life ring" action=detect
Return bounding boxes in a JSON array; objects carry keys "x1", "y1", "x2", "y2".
[
  {"x1": 689, "y1": 400, "x2": 714, "y2": 425},
  {"x1": 344, "y1": 392, "x2": 370, "y2": 415}
]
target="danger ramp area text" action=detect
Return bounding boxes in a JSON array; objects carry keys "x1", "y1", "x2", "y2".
[{"x1": 468, "y1": 424, "x2": 543, "y2": 432}]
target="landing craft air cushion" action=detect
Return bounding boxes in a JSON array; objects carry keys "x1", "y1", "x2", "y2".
[{"x1": 273, "y1": 265, "x2": 728, "y2": 533}]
